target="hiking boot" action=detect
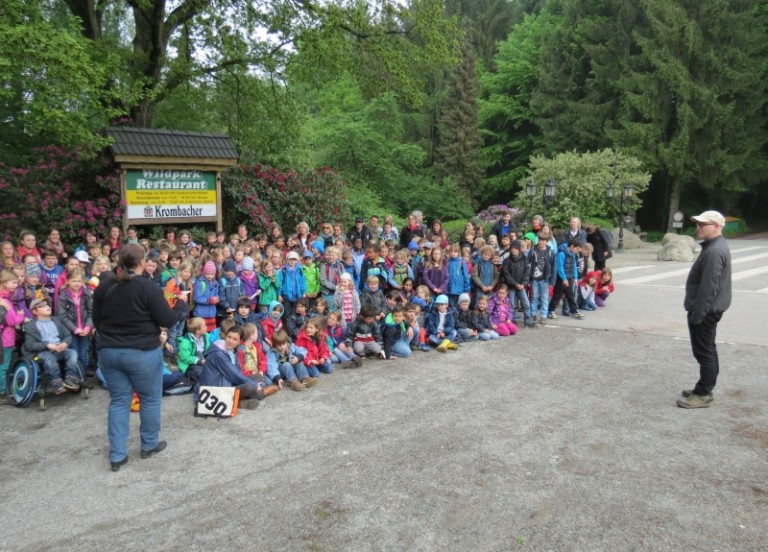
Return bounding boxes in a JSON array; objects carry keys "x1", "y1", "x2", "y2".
[
  {"x1": 48, "y1": 379, "x2": 66, "y2": 395},
  {"x1": 436, "y1": 339, "x2": 449, "y2": 353},
  {"x1": 446, "y1": 341, "x2": 459, "y2": 350},
  {"x1": 110, "y1": 457, "x2": 128, "y2": 472},
  {"x1": 418, "y1": 343, "x2": 431, "y2": 352},
  {"x1": 547, "y1": 312, "x2": 557, "y2": 320},
  {"x1": 571, "y1": 312, "x2": 585, "y2": 319},
  {"x1": 63, "y1": 376, "x2": 81, "y2": 391},
  {"x1": 301, "y1": 377, "x2": 319, "y2": 388},
  {"x1": 140, "y1": 441, "x2": 167, "y2": 459},
  {"x1": 263, "y1": 385, "x2": 279, "y2": 397},
  {"x1": 289, "y1": 379, "x2": 305, "y2": 391},
  {"x1": 538, "y1": 316, "x2": 547, "y2": 326},
  {"x1": 681, "y1": 389, "x2": 695, "y2": 398},
  {"x1": 677, "y1": 393, "x2": 714, "y2": 409},
  {"x1": 242, "y1": 399, "x2": 260, "y2": 410}
]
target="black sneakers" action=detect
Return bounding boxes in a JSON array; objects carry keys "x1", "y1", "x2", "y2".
[{"x1": 140, "y1": 440, "x2": 167, "y2": 459}]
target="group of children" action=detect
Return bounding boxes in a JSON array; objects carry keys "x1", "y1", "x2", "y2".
[{"x1": 0, "y1": 219, "x2": 616, "y2": 405}]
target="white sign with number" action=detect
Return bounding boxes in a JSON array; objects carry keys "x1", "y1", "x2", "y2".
[{"x1": 196, "y1": 386, "x2": 240, "y2": 417}]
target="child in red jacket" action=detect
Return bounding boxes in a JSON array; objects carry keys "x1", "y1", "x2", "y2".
[{"x1": 294, "y1": 317, "x2": 333, "y2": 377}]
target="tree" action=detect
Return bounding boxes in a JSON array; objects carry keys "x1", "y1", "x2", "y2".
[
  {"x1": 434, "y1": 43, "x2": 483, "y2": 204},
  {"x1": 478, "y1": 12, "x2": 558, "y2": 205},
  {"x1": 610, "y1": 0, "x2": 768, "y2": 231},
  {"x1": 55, "y1": 0, "x2": 459, "y2": 128},
  {"x1": 513, "y1": 148, "x2": 651, "y2": 229}
]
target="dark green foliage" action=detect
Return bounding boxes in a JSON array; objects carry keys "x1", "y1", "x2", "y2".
[{"x1": 434, "y1": 44, "x2": 483, "y2": 204}]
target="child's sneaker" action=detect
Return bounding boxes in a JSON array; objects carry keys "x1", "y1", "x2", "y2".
[
  {"x1": 571, "y1": 312, "x2": 585, "y2": 319},
  {"x1": 418, "y1": 343, "x2": 431, "y2": 352},
  {"x1": 289, "y1": 379, "x2": 305, "y2": 391},
  {"x1": 547, "y1": 312, "x2": 557, "y2": 320},
  {"x1": 351, "y1": 356, "x2": 364, "y2": 367},
  {"x1": 63, "y1": 376, "x2": 81, "y2": 391},
  {"x1": 48, "y1": 379, "x2": 66, "y2": 395}
]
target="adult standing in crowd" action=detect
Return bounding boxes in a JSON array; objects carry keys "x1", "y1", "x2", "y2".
[
  {"x1": 564, "y1": 217, "x2": 587, "y2": 246},
  {"x1": 93, "y1": 244, "x2": 188, "y2": 471},
  {"x1": 347, "y1": 216, "x2": 372, "y2": 246},
  {"x1": 399, "y1": 212, "x2": 424, "y2": 248},
  {"x1": 490, "y1": 209, "x2": 517, "y2": 242},
  {"x1": 677, "y1": 211, "x2": 731, "y2": 409},
  {"x1": 585, "y1": 225, "x2": 612, "y2": 271}
]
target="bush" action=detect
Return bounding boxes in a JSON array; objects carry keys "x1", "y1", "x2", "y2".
[
  {"x1": 222, "y1": 164, "x2": 351, "y2": 233},
  {"x1": 441, "y1": 220, "x2": 470, "y2": 243},
  {"x1": 0, "y1": 146, "x2": 122, "y2": 244},
  {"x1": 644, "y1": 230, "x2": 666, "y2": 243}
]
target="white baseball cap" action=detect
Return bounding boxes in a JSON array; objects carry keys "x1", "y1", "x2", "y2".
[{"x1": 690, "y1": 210, "x2": 726, "y2": 227}]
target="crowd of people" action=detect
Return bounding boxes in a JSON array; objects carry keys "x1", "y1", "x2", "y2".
[{"x1": 0, "y1": 210, "x2": 618, "y2": 408}]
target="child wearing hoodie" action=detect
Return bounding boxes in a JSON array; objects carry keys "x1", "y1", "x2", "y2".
[
  {"x1": 424, "y1": 294, "x2": 459, "y2": 353},
  {"x1": 193, "y1": 261, "x2": 221, "y2": 332},
  {"x1": 302, "y1": 251, "x2": 321, "y2": 307},
  {"x1": 446, "y1": 243, "x2": 471, "y2": 309},
  {"x1": 325, "y1": 311, "x2": 363, "y2": 367},
  {"x1": 218, "y1": 259, "x2": 243, "y2": 319},
  {"x1": 318, "y1": 245, "x2": 345, "y2": 308},
  {"x1": 286, "y1": 297, "x2": 311, "y2": 340},
  {"x1": 488, "y1": 284, "x2": 518, "y2": 336},
  {"x1": 382, "y1": 305, "x2": 412, "y2": 359},
  {"x1": 177, "y1": 317, "x2": 210, "y2": 382},
  {"x1": 260, "y1": 300, "x2": 285, "y2": 348},
  {"x1": 257, "y1": 258, "x2": 280, "y2": 313},
  {"x1": 359, "y1": 275, "x2": 387, "y2": 321},
  {"x1": 239, "y1": 256, "x2": 260, "y2": 310},
  {"x1": 233, "y1": 296, "x2": 262, "y2": 326},
  {"x1": 501, "y1": 240, "x2": 533, "y2": 328},
  {"x1": 278, "y1": 251, "x2": 306, "y2": 317},
  {"x1": 345, "y1": 305, "x2": 383, "y2": 359},
  {"x1": 578, "y1": 271, "x2": 600, "y2": 311}
]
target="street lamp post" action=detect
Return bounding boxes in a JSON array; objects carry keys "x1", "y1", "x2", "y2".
[
  {"x1": 607, "y1": 182, "x2": 635, "y2": 253},
  {"x1": 527, "y1": 178, "x2": 557, "y2": 220}
]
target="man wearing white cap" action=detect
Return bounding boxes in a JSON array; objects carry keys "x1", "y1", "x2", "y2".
[{"x1": 678, "y1": 210, "x2": 732, "y2": 408}]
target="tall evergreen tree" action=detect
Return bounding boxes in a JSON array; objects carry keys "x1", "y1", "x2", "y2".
[
  {"x1": 610, "y1": 0, "x2": 768, "y2": 230},
  {"x1": 434, "y1": 44, "x2": 484, "y2": 203}
]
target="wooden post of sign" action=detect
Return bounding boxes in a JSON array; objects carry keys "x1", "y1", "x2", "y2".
[
  {"x1": 120, "y1": 169, "x2": 128, "y2": 235},
  {"x1": 216, "y1": 172, "x2": 223, "y2": 232}
]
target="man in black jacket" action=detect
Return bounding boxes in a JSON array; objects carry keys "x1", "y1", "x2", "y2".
[{"x1": 678, "y1": 211, "x2": 732, "y2": 409}]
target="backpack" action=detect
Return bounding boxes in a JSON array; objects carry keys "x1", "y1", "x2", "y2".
[{"x1": 601, "y1": 229, "x2": 613, "y2": 245}]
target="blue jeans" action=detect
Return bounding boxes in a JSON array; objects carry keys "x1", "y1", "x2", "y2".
[
  {"x1": 391, "y1": 338, "x2": 412, "y2": 358},
  {"x1": 99, "y1": 347, "x2": 163, "y2": 463},
  {"x1": 37, "y1": 348, "x2": 80, "y2": 381},
  {"x1": 531, "y1": 280, "x2": 550, "y2": 320},
  {"x1": 278, "y1": 360, "x2": 309, "y2": 382},
  {"x1": 457, "y1": 327, "x2": 478, "y2": 342},
  {"x1": 331, "y1": 348, "x2": 352, "y2": 363},
  {"x1": 428, "y1": 329, "x2": 458, "y2": 345},
  {"x1": 511, "y1": 287, "x2": 532, "y2": 325},
  {"x1": 71, "y1": 335, "x2": 90, "y2": 371},
  {"x1": 478, "y1": 330, "x2": 499, "y2": 340},
  {"x1": 306, "y1": 360, "x2": 333, "y2": 377}
]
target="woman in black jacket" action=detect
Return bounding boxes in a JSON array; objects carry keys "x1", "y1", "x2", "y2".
[
  {"x1": 585, "y1": 225, "x2": 612, "y2": 271},
  {"x1": 93, "y1": 244, "x2": 187, "y2": 472}
]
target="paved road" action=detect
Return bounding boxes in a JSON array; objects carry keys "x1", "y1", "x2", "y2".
[{"x1": 1, "y1": 240, "x2": 766, "y2": 552}]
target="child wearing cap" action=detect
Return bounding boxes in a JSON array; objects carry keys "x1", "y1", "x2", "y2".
[
  {"x1": 454, "y1": 293, "x2": 477, "y2": 342},
  {"x1": 23, "y1": 297, "x2": 82, "y2": 394},
  {"x1": 277, "y1": 250, "x2": 306, "y2": 318},
  {"x1": 424, "y1": 294, "x2": 458, "y2": 352},
  {"x1": 193, "y1": 261, "x2": 221, "y2": 332}
]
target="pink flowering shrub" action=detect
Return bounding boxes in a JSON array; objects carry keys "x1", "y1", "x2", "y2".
[
  {"x1": 0, "y1": 146, "x2": 122, "y2": 244},
  {"x1": 223, "y1": 164, "x2": 351, "y2": 232}
]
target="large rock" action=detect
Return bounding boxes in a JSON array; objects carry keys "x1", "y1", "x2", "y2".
[
  {"x1": 661, "y1": 232, "x2": 698, "y2": 252},
  {"x1": 612, "y1": 228, "x2": 643, "y2": 250},
  {"x1": 657, "y1": 240, "x2": 693, "y2": 262}
]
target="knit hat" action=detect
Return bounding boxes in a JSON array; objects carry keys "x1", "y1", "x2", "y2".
[
  {"x1": 524, "y1": 232, "x2": 538, "y2": 245},
  {"x1": 458, "y1": 293, "x2": 471, "y2": 304},
  {"x1": 222, "y1": 259, "x2": 237, "y2": 273},
  {"x1": 311, "y1": 240, "x2": 325, "y2": 255},
  {"x1": 241, "y1": 256, "x2": 255, "y2": 272},
  {"x1": 25, "y1": 263, "x2": 41, "y2": 278},
  {"x1": 408, "y1": 240, "x2": 420, "y2": 251},
  {"x1": 510, "y1": 240, "x2": 522, "y2": 251},
  {"x1": 203, "y1": 261, "x2": 217, "y2": 275},
  {"x1": 340, "y1": 272, "x2": 353, "y2": 282}
]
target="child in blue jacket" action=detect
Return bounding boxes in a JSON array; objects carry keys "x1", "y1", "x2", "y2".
[
  {"x1": 446, "y1": 243, "x2": 471, "y2": 308},
  {"x1": 278, "y1": 251, "x2": 306, "y2": 317},
  {"x1": 193, "y1": 261, "x2": 221, "y2": 332},
  {"x1": 424, "y1": 294, "x2": 458, "y2": 353}
]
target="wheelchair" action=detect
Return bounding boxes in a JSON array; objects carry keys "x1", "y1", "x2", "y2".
[{"x1": 7, "y1": 353, "x2": 91, "y2": 410}]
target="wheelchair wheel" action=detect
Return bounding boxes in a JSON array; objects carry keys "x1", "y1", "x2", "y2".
[{"x1": 8, "y1": 358, "x2": 38, "y2": 408}]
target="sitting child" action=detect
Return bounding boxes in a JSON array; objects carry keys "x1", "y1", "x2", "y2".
[
  {"x1": 260, "y1": 300, "x2": 284, "y2": 348},
  {"x1": 471, "y1": 295, "x2": 500, "y2": 341},
  {"x1": 177, "y1": 317, "x2": 210, "y2": 382},
  {"x1": 295, "y1": 317, "x2": 334, "y2": 376},
  {"x1": 345, "y1": 305, "x2": 383, "y2": 359},
  {"x1": 286, "y1": 297, "x2": 311, "y2": 340},
  {"x1": 325, "y1": 311, "x2": 363, "y2": 367},
  {"x1": 233, "y1": 296, "x2": 262, "y2": 326},
  {"x1": 488, "y1": 284, "x2": 518, "y2": 336},
  {"x1": 578, "y1": 271, "x2": 600, "y2": 311},
  {"x1": 424, "y1": 294, "x2": 459, "y2": 353},
  {"x1": 22, "y1": 297, "x2": 81, "y2": 394},
  {"x1": 240, "y1": 322, "x2": 279, "y2": 397},
  {"x1": 454, "y1": 293, "x2": 477, "y2": 342},
  {"x1": 382, "y1": 305, "x2": 412, "y2": 359},
  {"x1": 595, "y1": 268, "x2": 615, "y2": 308},
  {"x1": 195, "y1": 325, "x2": 262, "y2": 409},
  {"x1": 266, "y1": 330, "x2": 316, "y2": 391}
]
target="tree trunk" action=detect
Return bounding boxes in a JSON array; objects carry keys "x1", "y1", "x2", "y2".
[{"x1": 667, "y1": 177, "x2": 682, "y2": 233}]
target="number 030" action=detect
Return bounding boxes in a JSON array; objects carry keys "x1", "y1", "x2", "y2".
[{"x1": 197, "y1": 389, "x2": 229, "y2": 416}]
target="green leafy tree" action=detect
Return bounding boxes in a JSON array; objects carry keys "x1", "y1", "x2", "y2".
[
  {"x1": 609, "y1": 0, "x2": 768, "y2": 230},
  {"x1": 514, "y1": 148, "x2": 651, "y2": 229},
  {"x1": 479, "y1": 12, "x2": 558, "y2": 205},
  {"x1": 434, "y1": 43, "x2": 483, "y2": 204}
]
